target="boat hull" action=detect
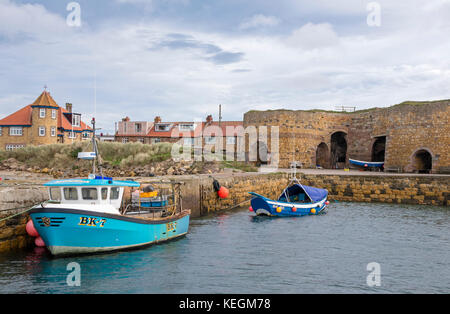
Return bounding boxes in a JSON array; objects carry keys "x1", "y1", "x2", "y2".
[
  {"x1": 250, "y1": 196, "x2": 327, "y2": 217},
  {"x1": 29, "y1": 207, "x2": 190, "y2": 256},
  {"x1": 349, "y1": 158, "x2": 384, "y2": 168}
]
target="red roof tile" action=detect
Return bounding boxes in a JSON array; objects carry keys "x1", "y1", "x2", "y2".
[{"x1": 0, "y1": 105, "x2": 32, "y2": 126}]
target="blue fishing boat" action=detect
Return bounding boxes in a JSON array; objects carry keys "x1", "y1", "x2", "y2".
[
  {"x1": 249, "y1": 178, "x2": 329, "y2": 217},
  {"x1": 29, "y1": 118, "x2": 190, "y2": 256},
  {"x1": 349, "y1": 158, "x2": 384, "y2": 169}
]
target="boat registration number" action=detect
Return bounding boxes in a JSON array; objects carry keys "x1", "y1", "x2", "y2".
[{"x1": 79, "y1": 216, "x2": 107, "y2": 227}]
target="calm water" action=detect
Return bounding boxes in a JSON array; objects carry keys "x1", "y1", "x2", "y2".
[{"x1": 0, "y1": 202, "x2": 448, "y2": 294}]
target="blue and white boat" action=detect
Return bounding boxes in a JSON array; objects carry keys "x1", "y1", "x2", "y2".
[
  {"x1": 29, "y1": 118, "x2": 190, "y2": 256},
  {"x1": 249, "y1": 178, "x2": 329, "y2": 217},
  {"x1": 349, "y1": 158, "x2": 384, "y2": 169}
]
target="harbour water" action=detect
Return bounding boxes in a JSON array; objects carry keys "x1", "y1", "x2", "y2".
[{"x1": 0, "y1": 202, "x2": 448, "y2": 294}]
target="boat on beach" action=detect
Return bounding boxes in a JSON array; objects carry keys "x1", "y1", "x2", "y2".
[
  {"x1": 28, "y1": 118, "x2": 190, "y2": 256},
  {"x1": 249, "y1": 177, "x2": 329, "y2": 217},
  {"x1": 349, "y1": 158, "x2": 384, "y2": 169}
]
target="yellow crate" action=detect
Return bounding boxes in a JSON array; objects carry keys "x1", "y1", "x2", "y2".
[{"x1": 140, "y1": 191, "x2": 158, "y2": 198}]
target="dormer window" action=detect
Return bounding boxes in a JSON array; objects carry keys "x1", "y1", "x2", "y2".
[
  {"x1": 72, "y1": 114, "x2": 81, "y2": 127},
  {"x1": 155, "y1": 123, "x2": 171, "y2": 131},
  {"x1": 135, "y1": 123, "x2": 142, "y2": 133},
  {"x1": 179, "y1": 123, "x2": 195, "y2": 131}
]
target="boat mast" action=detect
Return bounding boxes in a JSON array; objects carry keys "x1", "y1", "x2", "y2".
[{"x1": 91, "y1": 117, "x2": 103, "y2": 177}]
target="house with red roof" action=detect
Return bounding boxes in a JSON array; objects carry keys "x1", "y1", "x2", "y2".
[
  {"x1": 115, "y1": 114, "x2": 244, "y2": 157},
  {"x1": 0, "y1": 90, "x2": 92, "y2": 150}
]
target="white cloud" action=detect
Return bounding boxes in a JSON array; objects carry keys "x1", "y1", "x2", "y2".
[
  {"x1": 239, "y1": 14, "x2": 281, "y2": 30},
  {"x1": 0, "y1": 0, "x2": 449, "y2": 133}
]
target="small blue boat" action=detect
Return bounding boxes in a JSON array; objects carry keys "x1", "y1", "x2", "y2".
[
  {"x1": 349, "y1": 158, "x2": 384, "y2": 168},
  {"x1": 249, "y1": 178, "x2": 329, "y2": 217},
  {"x1": 29, "y1": 118, "x2": 190, "y2": 256}
]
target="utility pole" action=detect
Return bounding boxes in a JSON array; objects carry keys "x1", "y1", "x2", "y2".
[{"x1": 219, "y1": 104, "x2": 222, "y2": 127}]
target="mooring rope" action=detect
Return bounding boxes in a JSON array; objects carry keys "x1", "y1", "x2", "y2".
[
  {"x1": 0, "y1": 201, "x2": 46, "y2": 222},
  {"x1": 221, "y1": 197, "x2": 253, "y2": 212}
]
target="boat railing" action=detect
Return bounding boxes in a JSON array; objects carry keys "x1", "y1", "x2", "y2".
[{"x1": 122, "y1": 180, "x2": 184, "y2": 218}]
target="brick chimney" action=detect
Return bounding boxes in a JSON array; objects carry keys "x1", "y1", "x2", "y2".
[
  {"x1": 65, "y1": 103, "x2": 72, "y2": 113},
  {"x1": 206, "y1": 114, "x2": 213, "y2": 124},
  {"x1": 122, "y1": 116, "x2": 130, "y2": 122},
  {"x1": 154, "y1": 116, "x2": 161, "y2": 123}
]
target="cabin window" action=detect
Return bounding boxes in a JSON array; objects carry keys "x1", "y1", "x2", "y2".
[
  {"x1": 49, "y1": 187, "x2": 61, "y2": 201},
  {"x1": 110, "y1": 187, "x2": 120, "y2": 200},
  {"x1": 101, "y1": 187, "x2": 108, "y2": 200},
  {"x1": 81, "y1": 188, "x2": 98, "y2": 200},
  {"x1": 64, "y1": 187, "x2": 78, "y2": 200}
]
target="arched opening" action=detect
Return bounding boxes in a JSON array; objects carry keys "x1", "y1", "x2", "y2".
[
  {"x1": 413, "y1": 149, "x2": 432, "y2": 173},
  {"x1": 372, "y1": 136, "x2": 386, "y2": 162},
  {"x1": 250, "y1": 141, "x2": 269, "y2": 165},
  {"x1": 315, "y1": 142, "x2": 330, "y2": 169},
  {"x1": 330, "y1": 132, "x2": 347, "y2": 169}
]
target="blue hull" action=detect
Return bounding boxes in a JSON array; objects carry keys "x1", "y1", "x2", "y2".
[
  {"x1": 349, "y1": 159, "x2": 384, "y2": 168},
  {"x1": 29, "y1": 207, "x2": 190, "y2": 256},
  {"x1": 250, "y1": 194, "x2": 327, "y2": 217}
]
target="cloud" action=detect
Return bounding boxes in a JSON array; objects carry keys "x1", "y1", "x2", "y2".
[
  {"x1": 239, "y1": 14, "x2": 281, "y2": 30},
  {"x1": 287, "y1": 23, "x2": 339, "y2": 50},
  {"x1": 149, "y1": 33, "x2": 244, "y2": 65}
]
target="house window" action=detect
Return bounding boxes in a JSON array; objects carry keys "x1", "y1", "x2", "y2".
[
  {"x1": 184, "y1": 137, "x2": 195, "y2": 146},
  {"x1": 226, "y1": 136, "x2": 236, "y2": 144},
  {"x1": 68, "y1": 131, "x2": 76, "y2": 139},
  {"x1": 82, "y1": 132, "x2": 90, "y2": 139},
  {"x1": 0, "y1": 127, "x2": 2, "y2": 136},
  {"x1": 51, "y1": 127, "x2": 56, "y2": 137},
  {"x1": 5, "y1": 144, "x2": 25, "y2": 151},
  {"x1": 155, "y1": 124, "x2": 171, "y2": 131},
  {"x1": 51, "y1": 109, "x2": 57, "y2": 119},
  {"x1": 135, "y1": 123, "x2": 142, "y2": 133},
  {"x1": 10, "y1": 127, "x2": 23, "y2": 136},
  {"x1": 179, "y1": 123, "x2": 194, "y2": 131},
  {"x1": 138, "y1": 138, "x2": 144, "y2": 143},
  {"x1": 122, "y1": 138, "x2": 128, "y2": 143},
  {"x1": 72, "y1": 114, "x2": 81, "y2": 127},
  {"x1": 39, "y1": 126, "x2": 45, "y2": 136},
  {"x1": 153, "y1": 138, "x2": 161, "y2": 143},
  {"x1": 205, "y1": 136, "x2": 216, "y2": 144},
  {"x1": 39, "y1": 108, "x2": 46, "y2": 118}
]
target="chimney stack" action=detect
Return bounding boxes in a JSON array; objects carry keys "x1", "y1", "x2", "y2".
[
  {"x1": 66, "y1": 103, "x2": 72, "y2": 113},
  {"x1": 206, "y1": 114, "x2": 213, "y2": 124},
  {"x1": 154, "y1": 116, "x2": 161, "y2": 123}
]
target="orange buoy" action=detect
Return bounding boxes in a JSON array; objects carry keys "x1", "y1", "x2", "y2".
[
  {"x1": 292, "y1": 207, "x2": 297, "y2": 212},
  {"x1": 26, "y1": 219, "x2": 39, "y2": 237},
  {"x1": 325, "y1": 201, "x2": 330, "y2": 205},
  {"x1": 218, "y1": 186, "x2": 229, "y2": 199},
  {"x1": 276, "y1": 207, "x2": 282, "y2": 213}
]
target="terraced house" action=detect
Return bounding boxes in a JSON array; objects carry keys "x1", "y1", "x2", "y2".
[{"x1": 0, "y1": 90, "x2": 92, "y2": 150}]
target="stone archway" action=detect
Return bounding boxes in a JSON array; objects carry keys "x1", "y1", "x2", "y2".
[
  {"x1": 315, "y1": 142, "x2": 330, "y2": 168},
  {"x1": 412, "y1": 149, "x2": 432, "y2": 173},
  {"x1": 372, "y1": 136, "x2": 386, "y2": 162},
  {"x1": 330, "y1": 132, "x2": 347, "y2": 169}
]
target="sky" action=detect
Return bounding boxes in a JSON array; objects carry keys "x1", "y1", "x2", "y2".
[{"x1": 0, "y1": 0, "x2": 449, "y2": 133}]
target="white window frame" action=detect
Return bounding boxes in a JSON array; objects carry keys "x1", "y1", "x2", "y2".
[
  {"x1": 68, "y1": 131, "x2": 76, "y2": 139},
  {"x1": 179, "y1": 123, "x2": 195, "y2": 131},
  {"x1": 155, "y1": 124, "x2": 171, "y2": 131},
  {"x1": 135, "y1": 123, "x2": 142, "y2": 133},
  {"x1": 9, "y1": 127, "x2": 23, "y2": 136},
  {"x1": 51, "y1": 126, "x2": 56, "y2": 137},
  {"x1": 0, "y1": 127, "x2": 2, "y2": 136},
  {"x1": 51, "y1": 109, "x2": 57, "y2": 119},
  {"x1": 122, "y1": 138, "x2": 128, "y2": 143},
  {"x1": 183, "y1": 137, "x2": 195, "y2": 146},
  {"x1": 39, "y1": 108, "x2": 46, "y2": 118},
  {"x1": 226, "y1": 136, "x2": 236, "y2": 144},
  {"x1": 5, "y1": 144, "x2": 25, "y2": 151},
  {"x1": 72, "y1": 114, "x2": 81, "y2": 127},
  {"x1": 39, "y1": 126, "x2": 45, "y2": 136},
  {"x1": 205, "y1": 136, "x2": 216, "y2": 144}
]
